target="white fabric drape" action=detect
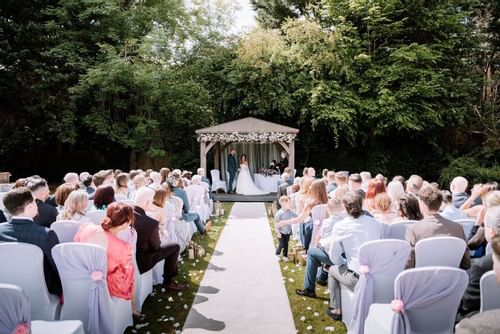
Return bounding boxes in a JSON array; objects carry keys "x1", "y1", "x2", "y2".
[{"x1": 220, "y1": 143, "x2": 281, "y2": 181}]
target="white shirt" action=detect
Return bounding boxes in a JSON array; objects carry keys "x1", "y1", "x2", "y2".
[{"x1": 321, "y1": 214, "x2": 383, "y2": 273}]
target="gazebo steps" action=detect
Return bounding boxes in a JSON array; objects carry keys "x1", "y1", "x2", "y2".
[{"x1": 212, "y1": 192, "x2": 278, "y2": 202}]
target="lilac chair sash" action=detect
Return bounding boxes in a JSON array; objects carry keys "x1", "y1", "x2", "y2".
[
  {"x1": 52, "y1": 243, "x2": 113, "y2": 334},
  {"x1": 0, "y1": 284, "x2": 31, "y2": 334},
  {"x1": 390, "y1": 267, "x2": 468, "y2": 334},
  {"x1": 350, "y1": 240, "x2": 410, "y2": 334}
]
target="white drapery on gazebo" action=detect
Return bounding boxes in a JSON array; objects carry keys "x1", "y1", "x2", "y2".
[{"x1": 196, "y1": 117, "x2": 299, "y2": 177}]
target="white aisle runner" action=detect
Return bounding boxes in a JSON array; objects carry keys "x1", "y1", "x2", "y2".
[{"x1": 183, "y1": 202, "x2": 296, "y2": 334}]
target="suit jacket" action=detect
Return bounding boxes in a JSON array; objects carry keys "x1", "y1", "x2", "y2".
[
  {"x1": 201, "y1": 176, "x2": 211, "y2": 187},
  {"x1": 133, "y1": 206, "x2": 161, "y2": 273},
  {"x1": 34, "y1": 199, "x2": 58, "y2": 228},
  {"x1": 456, "y1": 309, "x2": 500, "y2": 334},
  {"x1": 459, "y1": 254, "x2": 493, "y2": 315},
  {"x1": 0, "y1": 218, "x2": 62, "y2": 296},
  {"x1": 227, "y1": 154, "x2": 237, "y2": 173},
  {"x1": 0, "y1": 209, "x2": 6, "y2": 223},
  {"x1": 405, "y1": 213, "x2": 471, "y2": 269},
  {"x1": 278, "y1": 157, "x2": 288, "y2": 174}
]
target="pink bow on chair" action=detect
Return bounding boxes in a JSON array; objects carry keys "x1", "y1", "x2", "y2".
[{"x1": 12, "y1": 323, "x2": 29, "y2": 334}]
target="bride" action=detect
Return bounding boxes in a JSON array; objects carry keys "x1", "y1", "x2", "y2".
[{"x1": 236, "y1": 154, "x2": 268, "y2": 195}]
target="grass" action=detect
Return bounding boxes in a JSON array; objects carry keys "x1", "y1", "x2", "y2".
[
  {"x1": 265, "y1": 203, "x2": 347, "y2": 334},
  {"x1": 125, "y1": 202, "x2": 233, "y2": 334}
]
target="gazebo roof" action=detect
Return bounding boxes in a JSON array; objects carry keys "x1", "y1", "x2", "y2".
[{"x1": 195, "y1": 117, "x2": 299, "y2": 134}]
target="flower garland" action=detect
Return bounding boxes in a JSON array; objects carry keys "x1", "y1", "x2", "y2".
[{"x1": 197, "y1": 132, "x2": 296, "y2": 144}]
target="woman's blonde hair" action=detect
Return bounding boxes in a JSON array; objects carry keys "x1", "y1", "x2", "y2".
[
  {"x1": 327, "y1": 185, "x2": 349, "y2": 215},
  {"x1": 60, "y1": 190, "x2": 88, "y2": 220},
  {"x1": 485, "y1": 190, "x2": 500, "y2": 208},
  {"x1": 374, "y1": 192, "x2": 392, "y2": 212},
  {"x1": 309, "y1": 179, "x2": 328, "y2": 206}
]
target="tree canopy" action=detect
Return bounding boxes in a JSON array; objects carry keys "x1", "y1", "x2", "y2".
[{"x1": 0, "y1": 0, "x2": 498, "y2": 181}]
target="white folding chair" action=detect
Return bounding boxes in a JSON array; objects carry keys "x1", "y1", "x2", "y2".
[
  {"x1": 0, "y1": 243, "x2": 61, "y2": 321},
  {"x1": 454, "y1": 218, "x2": 475, "y2": 239},
  {"x1": 0, "y1": 283, "x2": 84, "y2": 334},
  {"x1": 347, "y1": 239, "x2": 411, "y2": 332},
  {"x1": 86, "y1": 210, "x2": 106, "y2": 225},
  {"x1": 364, "y1": 267, "x2": 468, "y2": 334},
  {"x1": 480, "y1": 270, "x2": 500, "y2": 312},
  {"x1": 210, "y1": 169, "x2": 227, "y2": 193},
  {"x1": 52, "y1": 243, "x2": 132, "y2": 334},
  {"x1": 51, "y1": 221, "x2": 81, "y2": 243},
  {"x1": 387, "y1": 220, "x2": 415, "y2": 240},
  {"x1": 415, "y1": 236, "x2": 466, "y2": 267}
]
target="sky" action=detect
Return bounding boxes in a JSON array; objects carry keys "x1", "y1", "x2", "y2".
[{"x1": 231, "y1": 0, "x2": 257, "y2": 33}]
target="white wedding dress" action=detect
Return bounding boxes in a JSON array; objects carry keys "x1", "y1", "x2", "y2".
[{"x1": 236, "y1": 164, "x2": 268, "y2": 195}]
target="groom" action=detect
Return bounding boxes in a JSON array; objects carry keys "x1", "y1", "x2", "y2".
[{"x1": 227, "y1": 148, "x2": 237, "y2": 193}]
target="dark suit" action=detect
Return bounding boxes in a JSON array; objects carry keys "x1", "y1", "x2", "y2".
[
  {"x1": 405, "y1": 213, "x2": 471, "y2": 270},
  {"x1": 227, "y1": 153, "x2": 237, "y2": 192},
  {"x1": 459, "y1": 254, "x2": 493, "y2": 315},
  {"x1": 34, "y1": 199, "x2": 58, "y2": 228},
  {"x1": 278, "y1": 157, "x2": 288, "y2": 174},
  {"x1": 133, "y1": 206, "x2": 180, "y2": 285},
  {"x1": 0, "y1": 209, "x2": 6, "y2": 223},
  {"x1": 0, "y1": 218, "x2": 62, "y2": 296}
]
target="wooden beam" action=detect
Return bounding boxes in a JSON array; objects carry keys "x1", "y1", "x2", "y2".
[
  {"x1": 200, "y1": 141, "x2": 207, "y2": 172},
  {"x1": 289, "y1": 140, "x2": 295, "y2": 174}
]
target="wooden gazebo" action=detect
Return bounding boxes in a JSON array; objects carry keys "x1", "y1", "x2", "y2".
[{"x1": 196, "y1": 117, "x2": 299, "y2": 173}]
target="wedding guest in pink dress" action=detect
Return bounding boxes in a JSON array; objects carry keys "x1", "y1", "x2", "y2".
[{"x1": 74, "y1": 202, "x2": 135, "y2": 301}]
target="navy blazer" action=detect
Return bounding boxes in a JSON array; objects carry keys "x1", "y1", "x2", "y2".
[
  {"x1": 0, "y1": 209, "x2": 6, "y2": 223},
  {"x1": 0, "y1": 218, "x2": 62, "y2": 296},
  {"x1": 133, "y1": 206, "x2": 161, "y2": 273},
  {"x1": 227, "y1": 154, "x2": 237, "y2": 173},
  {"x1": 34, "y1": 199, "x2": 58, "y2": 228}
]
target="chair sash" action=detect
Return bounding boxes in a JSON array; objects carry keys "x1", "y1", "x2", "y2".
[
  {"x1": 350, "y1": 240, "x2": 410, "y2": 334},
  {"x1": 390, "y1": 267, "x2": 468, "y2": 334},
  {"x1": 52, "y1": 243, "x2": 113, "y2": 334},
  {"x1": 0, "y1": 284, "x2": 31, "y2": 334}
]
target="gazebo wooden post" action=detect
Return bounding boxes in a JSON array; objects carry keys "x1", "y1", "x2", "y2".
[
  {"x1": 289, "y1": 140, "x2": 295, "y2": 174},
  {"x1": 214, "y1": 142, "x2": 220, "y2": 170},
  {"x1": 200, "y1": 141, "x2": 207, "y2": 172}
]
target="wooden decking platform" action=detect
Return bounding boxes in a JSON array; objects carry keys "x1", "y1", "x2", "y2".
[{"x1": 212, "y1": 192, "x2": 278, "y2": 202}]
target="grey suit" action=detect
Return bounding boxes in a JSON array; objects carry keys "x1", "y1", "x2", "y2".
[{"x1": 457, "y1": 309, "x2": 500, "y2": 334}]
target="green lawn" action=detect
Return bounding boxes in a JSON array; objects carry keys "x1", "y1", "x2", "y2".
[
  {"x1": 266, "y1": 203, "x2": 347, "y2": 334},
  {"x1": 126, "y1": 202, "x2": 233, "y2": 334}
]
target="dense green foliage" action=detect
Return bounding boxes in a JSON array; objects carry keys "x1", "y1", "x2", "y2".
[{"x1": 0, "y1": 0, "x2": 498, "y2": 181}]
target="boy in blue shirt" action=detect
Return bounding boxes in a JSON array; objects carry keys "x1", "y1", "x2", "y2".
[{"x1": 274, "y1": 196, "x2": 297, "y2": 261}]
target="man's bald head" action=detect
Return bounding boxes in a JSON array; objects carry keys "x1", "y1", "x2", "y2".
[
  {"x1": 133, "y1": 186, "x2": 155, "y2": 210},
  {"x1": 450, "y1": 176, "x2": 468, "y2": 194}
]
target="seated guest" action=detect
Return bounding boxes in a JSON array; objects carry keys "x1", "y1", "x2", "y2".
[
  {"x1": 57, "y1": 190, "x2": 91, "y2": 223},
  {"x1": 197, "y1": 168, "x2": 211, "y2": 188},
  {"x1": 405, "y1": 185, "x2": 470, "y2": 269},
  {"x1": 450, "y1": 176, "x2": 470, "y2": 208},
  {"x1": 25, "y1": 176, "x2": 58, "y2": 228},
  {"x1": 129, "y1": 174, "x2": 146, "y2": 200},
  {"x1": 386, "y1": 180, "x2": 405, "y2": 204},
  {"x1": 461, "y1": 182, "x2": 498, "y2": 217},
  {"x1": 160, "y1": 168, "x2": 170, "y2": 183},
  {"x1": 406, "y1": 174, "x2": 424, "y2": 195},
  {"x1": 372, "y1": 193, "x2": 398, "y2": 224},
  {"x1": 54, "y1": 183, "x2": 78, "y2": 211},
  {"x1": 171, "y1": 174, "x2": 211, "y2": 235},
  {"x1": 63, "y1": 172, "x2": 80, "y2": 188},
  {"x1": 133, "y1": 187, "x2": 187, "y2": 291},
  {"x1": 457, "y1": 233, "x2": 500, "y2": 334},
  {"x1": 324, "y1": 191, "x2": 384, "y2": 320},
  {"x1": 147, "y1": 186, "x2": 170, "y2": 243},
  {"x1": 150, "y1": 172, "x2": 162, "y2": 187},
  {"x1": 440, "y1": 190, "x2": 468, "y2": 221},
  {"x1": 364, "y1": 179, "x2": 386, "y2": 213},
  {"x1": 283, "y1": 167, "x2": 294, "y2": 185},
  {"x1": 80, "y1": 173, "x2": 95, "y2": 195},
  {"x1": 348, "y1": 173, "x2": 365, "y2": 198},
  {"x1": 326, "y1": 171, "x2": 336, "y2": 195},
  {"x1": 360, "y1": 171, "x2": 372, "y2": 192},
  {"x1": 74, "y1": 202, "x2": 135, "y2": 302},
  {"x1": 0, "y1": 209, "x2": 6, "y2": 222},
  {"x1": 93, "y1": 185, "x2": 115, "y2": 210},
  {"x1": 114, "y1": 173, "x2": 130, "y2": 201},
  {"x1": 13, "y1": 178, "x2": 26, "y2": 188},
  {"x1": 458, "y1": 205, "x2": 500, "y2": 317},
  {"x1": 278, "y1": 173, "x2": 290, "y2": 197},
  {"x1": 0, "y1": 187, "x2": 62, "y2": 296},
  {"x1": 393, "y1": 193, "x2": 423, "y2": 222}
]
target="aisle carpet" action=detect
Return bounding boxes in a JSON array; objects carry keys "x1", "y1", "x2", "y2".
[{"x1": 182, "y1": 202, "x2": 296, "y2": 333}]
